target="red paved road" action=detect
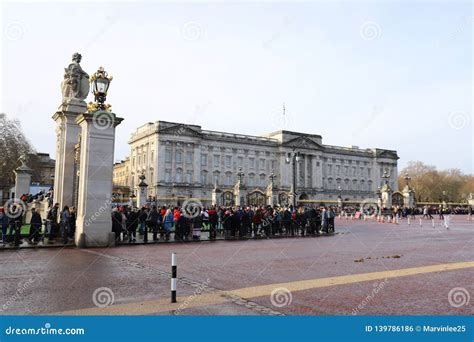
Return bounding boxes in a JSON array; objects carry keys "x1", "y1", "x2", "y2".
[{"x1": 0, "y1": 216, "x2": 472, "y2": 315}]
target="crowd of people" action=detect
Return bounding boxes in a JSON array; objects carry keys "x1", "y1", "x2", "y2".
[
  {"x1": 0, "y1": 202, "x2": 76, "y2": 246},
  {"x1": 111, "y1": 205, "x2": 338, "y2": 243},
  {"x1": 1, "y1": 195, "x2": 473, "y2": 246}
]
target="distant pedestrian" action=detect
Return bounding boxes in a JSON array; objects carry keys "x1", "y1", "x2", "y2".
[
  {"x1": 163, "y1": 209, "x2": 174, "y2": 240},
  {"x1": 112, "y1": 207, "x2": 123, "y2": 242},
  {"x1": 29, "y1": 208, "x2": 42, "y2": 243},
  {"x1": 0, "y1": 208, "x2": 9, "y2": 243},
  {"x1": 60, "y1": 206, "x2": 70, "y2": 244}
]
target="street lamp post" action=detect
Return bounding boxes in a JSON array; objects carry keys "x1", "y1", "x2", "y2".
[
  {"x1": 337, "y1": 185, "x2": 343, "y2": 209},
  {"x1": 130, "y1": 191, "x2": 136, "y2": 207},
  {"x1": 404, "y1": 173, "x2": 411, "y2": 187},
  {"x1": 237, "y1": 168, "x2": 245, "y2": 184},
  {"x1": 285, "y1": 149, "x2": 302, "y2": 209}
]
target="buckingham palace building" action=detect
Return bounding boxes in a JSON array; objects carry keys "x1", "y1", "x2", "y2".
[{"x1": 121, "y1": 121, "x2": 399, "y2": 207}]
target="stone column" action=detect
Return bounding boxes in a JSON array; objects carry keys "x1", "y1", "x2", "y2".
[
  {"x1": 14, "y1": 164, "x2": 32, "y2": 199},
  {"x1": 75, "y1": 111, "x2": 123, "y2": 247},
  {"x1": 234, "y1": 183, "x2": 242, "y2": 207},
  {"x1": 52, "y1": 99, "x2": 86, "y2": 209},
  {"x1": 381, "y1": 187, "x2": 392, "y2": 208},
  {"x1": 402, "y1": 186, "x2": 415, "y2": 208},
  {"x1": 137, "y1": 177, "x2": 148, "y2": 208}
]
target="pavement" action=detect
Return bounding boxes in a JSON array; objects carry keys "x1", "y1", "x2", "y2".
[{"x1": 0, "y1": 216, "x2": 472, "y2": 316}]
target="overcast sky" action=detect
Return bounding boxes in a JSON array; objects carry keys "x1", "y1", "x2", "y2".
[{"x1": 1, "y1": 0, "x2": 472, "y2": 174}]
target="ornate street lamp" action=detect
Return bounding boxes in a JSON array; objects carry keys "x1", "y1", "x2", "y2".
[
  {"x1": 285, "y1": 149, "x2": 302, "y2": 208},
  {"x1": 89, "y1": 67, "x2": 113, "y2": 111}
]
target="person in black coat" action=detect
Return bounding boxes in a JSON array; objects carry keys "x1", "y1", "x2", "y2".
[
  {"x1": 241, "y1": 209, "x2": 251, "y2": 238},
  {"x1": 68, "y1": 207, "x2": 76, "y2": 239},
  {"x1": 282, "y1": 208, "x2": 292, "y2": 236},
  {"x1": 147, "y1": 205, "x2": 160, "y2": 241},
  {"x1": 231, "y1": 210, "x2": 241, "y2": 237},
  {"x1": 126, "y1": 208, "x2": 139, "y2": 243},
  {"x1": 223, "y1": 210, "x2": 233, "y2": 239},
  {"x1": 111, "y1": 208, "x2": 123, "y2": 242},
  {"x1": 175, "y1": 214, "x2": 186, "y2": 241},
  {"x1": 29, "y1": 208, "x2": 42, "y2": 243},
  {"x1": 47, "y1": 203, "x2": 60, "y2": 240}
]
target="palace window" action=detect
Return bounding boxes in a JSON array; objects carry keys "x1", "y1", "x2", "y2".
[
  {"x1": 176, "y1": 151, "x2": 182, "y2": 163},
  {"x1": 260, "y1": 159, "x2": 265, "y2": 170},
  {"x1": 186, "y1": 152, "x2": 193, "y2": 164},
  {"x1": 238, "y1": 157, "x2": 243, "y2": 168},
  {"x1": 201, "y1": 154, "x2": 207, "y2": 166},
  {"x1": 248, "y1": 173, "x2": 255, "y2": 186},
  {"x1": 213, "y1": 172, "x2": 220, "y2": 185},
  {"x1": 176, "y1": 169, "x2": 183, "y2": 183},
  {"x1": 165, "y1": 169, "x2": 171, "y2": 183},
  {"x1": 186, "y1": 171, "x2": 193, "y2": 183},
  {"x1": 165, "y1": 150, "x2": 172, "y2": 163},
  {"x1": 249, "y1": 158, "x2": 255, "y2": 169},
  {"x1": 201, "y1": 172, "x2": 208, "y2": 184},
  {"x1": 225, "y1": 173, "x2": 232, "y2": 185},
  {"x1": 214, "y1": 155, "x2": 220, "y2": 167},
  {"x1": 225, "y1": 156, "x2": 232, "y2": 168}
]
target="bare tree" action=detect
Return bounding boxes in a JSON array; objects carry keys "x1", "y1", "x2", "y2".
[
  {"x1": 0, "y1": 113, "x2": 36, "y2": 196},
  {"x1": 398, "y1": 161, "x2": 474, "y2": 203}
]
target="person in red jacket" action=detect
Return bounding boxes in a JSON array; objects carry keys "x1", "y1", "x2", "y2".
[{"x1": 173, "y1": 207, "x2": 181, "y2": 222}]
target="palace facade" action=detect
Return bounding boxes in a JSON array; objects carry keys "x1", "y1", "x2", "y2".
[{"x1": 118, "y1": 121, "x2": 399, "y2": 207}]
